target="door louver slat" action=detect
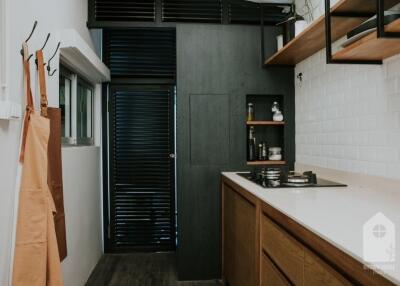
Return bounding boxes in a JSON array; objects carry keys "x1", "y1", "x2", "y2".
[
  {"x1": 104, "y1": 29, "x2": 176, "y2": 79},
  {"x1": 93, "y1": 0, "x2": 156, "y2": 22},
  {"x1": 110, "y1": 89, "x2": 175, "y2": 251},
  {"x1": 228, "y1": 1, "x2": 290, "y2": 25},
  {"x1": 162, "y1": 0, "x2": 222, "y2": 23}
]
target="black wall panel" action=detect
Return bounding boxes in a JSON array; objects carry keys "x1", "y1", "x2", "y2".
[
  {"x1": 176, "y1": 24, "x2": 294, "y2": 280},
  {"x1": 190, "y1": 94, "x2": 230, "y2": 166}
]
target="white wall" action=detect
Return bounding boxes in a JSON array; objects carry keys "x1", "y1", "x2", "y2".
[
  {"x1": 61, "y1": 147, "x2": 102, "y2": 286},
  {"x1": 296, "y1": 51, "x2": 400, "y2": 180},
  {"x1": 294, "y1": 0, "x2": 400, "y2": 180},
  {"x1": 0, "y1": 0, "x2": 103, "y2": 285}
]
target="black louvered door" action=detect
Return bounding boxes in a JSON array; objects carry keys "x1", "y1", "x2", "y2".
[{"x1": 109, "y1": 85, "x2": 176, "y2": 252}]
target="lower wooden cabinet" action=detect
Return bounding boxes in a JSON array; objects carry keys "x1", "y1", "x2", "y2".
[
  {"x1": 304, "y1": 249, "x2": 352, "y2": 286},
  {"x1": 261, "y1": 214, "x2": 304, "y2": 285},
  {"x1": 222, "y1": 183, "x2": 259, "y2": 286},
  {"x1": 222, "y1": 176, "x2": 395, "y2": 286},
  {"x1": 261, "y1": 253, "x2": 291, "y2": 286},
  {"x1": 261, "y1": 213, "x2": 352, "y2": 286}
]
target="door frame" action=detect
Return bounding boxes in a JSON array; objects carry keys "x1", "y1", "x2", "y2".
[{"x1": 102, "y1": 81, "x2": 177, "y2": 253}]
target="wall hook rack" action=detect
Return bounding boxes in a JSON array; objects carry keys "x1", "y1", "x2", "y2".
[
  {"x1": 20, "y1": 20, "x2": 38, "y2": 59},
  {"x1": 47, "y1": 42, "x2": 61, "y2": 76}
]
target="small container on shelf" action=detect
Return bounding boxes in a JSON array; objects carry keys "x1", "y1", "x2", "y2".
[
  {"x1": 247, "y1": 103, "x2": 254, "y2": 121},
  {"x1": 268, "y1": 147, "x2": 282, "y2": 161},
  {"x1": 271, "y1": 102, "x2": 284, "y2": 122}
]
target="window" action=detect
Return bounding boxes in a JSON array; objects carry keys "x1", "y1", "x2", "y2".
[
  {"x1": 59, "y1": 66, "x2": 94, "y2": 145},
  {"x1": 77, "y1": 79, "x2": 93, "y2": 145},
  {"x1": 60, "y1": 70, "x2": 72, "y2": 141}
]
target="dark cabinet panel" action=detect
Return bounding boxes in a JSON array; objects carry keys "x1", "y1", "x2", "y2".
[
  {"x1": 176, "y1": 24, "x2": 294, "y2": 280},
  {"x1": 190, "y1": 93, "x2": 230, "y2": 166}
]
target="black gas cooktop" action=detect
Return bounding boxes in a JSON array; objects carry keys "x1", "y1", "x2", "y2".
[{"x1": 237, "y1": 171, "x2": 347, "y2": 189}]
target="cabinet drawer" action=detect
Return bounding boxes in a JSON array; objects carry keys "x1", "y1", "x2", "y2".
[
  {"x1": 304, "y1": 250, "x2": 353, "y2": 286},
  {"x1": 261, "y1": 214, "x2": 304, "y2": 285},
  {"x1": 261, "y1": 253, "x2": 291, "y2": 286}
]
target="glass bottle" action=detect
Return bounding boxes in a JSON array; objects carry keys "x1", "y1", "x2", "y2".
[
  {"x1": 262, "y1": 142, "x2": 267, "y2": 160},
  {"x1": 258, "y1": 144, "x2": 263, "y2": 161},
  {"x1": 247, "y1": 103, "x2": 254, "y2": 121},
  {"x1": 248, "y1": 126, "x2": 256, "y2": 161}
]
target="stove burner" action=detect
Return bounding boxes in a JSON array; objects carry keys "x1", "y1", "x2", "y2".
[{"x1": 238, "y1": 170, "x2": 347, "y2": 189}]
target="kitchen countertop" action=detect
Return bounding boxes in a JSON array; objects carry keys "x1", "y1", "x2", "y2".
[{"x1": 222, "y1": 172, "x2": 400, "y2": 285}]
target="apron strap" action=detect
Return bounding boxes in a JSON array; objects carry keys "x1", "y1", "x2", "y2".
[
  {"x1": 19, "y1": 43, "x2": 35, "y2": 163},
  {"x1": 36, "y1": 50, "x2": 48, "y2": 118}
]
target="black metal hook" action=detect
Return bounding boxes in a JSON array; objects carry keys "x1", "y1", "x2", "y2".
[
  {"x1": 20, "y1": 21, "x2": 38, "y2": 58},
  {"x1": 47, "y1": 42, "x2": 61, "y2": 76},
  {"x1": 40, "y1": 33, "x2": 51, "y2": 51},
  {"x1": 25, "y1": 21, "x2": 38, "y2": 43},
  {"x1": 35, "y1": 33, "x2": 51, "y2": 68}
]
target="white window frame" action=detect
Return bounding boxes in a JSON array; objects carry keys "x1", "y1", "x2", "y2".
[
  {"x1": 60, "y1": 64, "x2": 94, "y2": 146},
  {"x1": 60, "y1": 67, "x2": 74, "y2": 144},
  {"x1": 76, "y1": 77, "x2": 94, "y2": 145}
]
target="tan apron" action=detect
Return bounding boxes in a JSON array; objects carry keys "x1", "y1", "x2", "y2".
[{"x1": 12, "y1": 45, "x2": 64, "y2": 286}]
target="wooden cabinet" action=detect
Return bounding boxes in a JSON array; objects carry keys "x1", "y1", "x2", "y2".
[
  {"x1": 261, "y1": 253, "x2": 291, "y2": 286},
  {"x1": 222, "y1": 182, "x2": 259, "y2": 286},
  {"x1": 261, "y1": 214, "x2": 304, "y2": 285},
  {"x1": 222, "y1": 175, "x2": 396, "y2": 286},
  {"x1": 261, "y1": 213, "x2": 351, "y2": 286},
  {"x1": 304, "y1": 250, "x2": 352, "y2": 286}
]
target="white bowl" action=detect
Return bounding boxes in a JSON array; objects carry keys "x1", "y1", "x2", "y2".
[{"x1": 269, "y1": 154, "x2": 282, "y2": 161}]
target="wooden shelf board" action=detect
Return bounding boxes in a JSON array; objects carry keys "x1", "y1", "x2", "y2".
[
  {"x1": 332, "y1": 19, "x2": 400, "y2": 61},
  {"x1": 247, "y1": 161, "x2": 286, "y2": 166},
  {"x1": 246, "y1": 121, "x2": 285, "y2": 125},
  {"x1": 265, "y1": 0, "x2": 400, "y2": 66}
]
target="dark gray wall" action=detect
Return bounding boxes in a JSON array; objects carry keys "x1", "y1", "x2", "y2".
[{"x1": 176, "y1": 24, "x2": 294, "y2": 280}]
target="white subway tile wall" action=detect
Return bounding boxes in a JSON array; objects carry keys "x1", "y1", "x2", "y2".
[{"x1": 295, "y1": 50, "x2": 400, "y2": 180}]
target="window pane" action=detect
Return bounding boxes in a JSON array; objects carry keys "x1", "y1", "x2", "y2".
[
  {"x1": 77, "y1": 80, "x2": 93, "y2": 144},
  {"x1": 59, "y1": 75, "x2": 72, "y2": 138}
]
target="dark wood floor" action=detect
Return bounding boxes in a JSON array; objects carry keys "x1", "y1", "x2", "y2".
[{"x1": 85, "y1": 253, "x2": 222, "y2": 286}]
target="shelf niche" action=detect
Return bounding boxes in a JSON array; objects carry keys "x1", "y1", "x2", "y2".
[{"x1": 246, "y1": 94, "x2": 285, "y2": 165}]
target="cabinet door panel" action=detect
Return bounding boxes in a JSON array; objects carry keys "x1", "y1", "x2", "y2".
[
  {"x1": 261, "y1": 253, "x2": 291, "y2": 286},
  {"x1": 304, "y1": 250, "x2": 353, "y2": 286},
  {"x1": 261, "y1": 214, "x2": 304, "y2": 285},
  {"x1": 223, "y1": 184, "x2": 258, "y2": 286}
]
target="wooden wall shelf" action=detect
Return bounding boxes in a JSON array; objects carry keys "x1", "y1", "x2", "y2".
[
  {"x1": 247, "y1": 121, "x2": 285, "y2": 126},
  {"x1": 265, "y1": 0, "x2": 400, "y2": 66},
  {"x1": 247, "y1": 161, "x2": 286, "y2": 166},
  {"x1": 332, "y1": 19, "x2": 400, "y2": 61}
]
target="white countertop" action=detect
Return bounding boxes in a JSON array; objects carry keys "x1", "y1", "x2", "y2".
[{"x1": 222, "y1": 172, "x2": 400, "y2": 285}]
